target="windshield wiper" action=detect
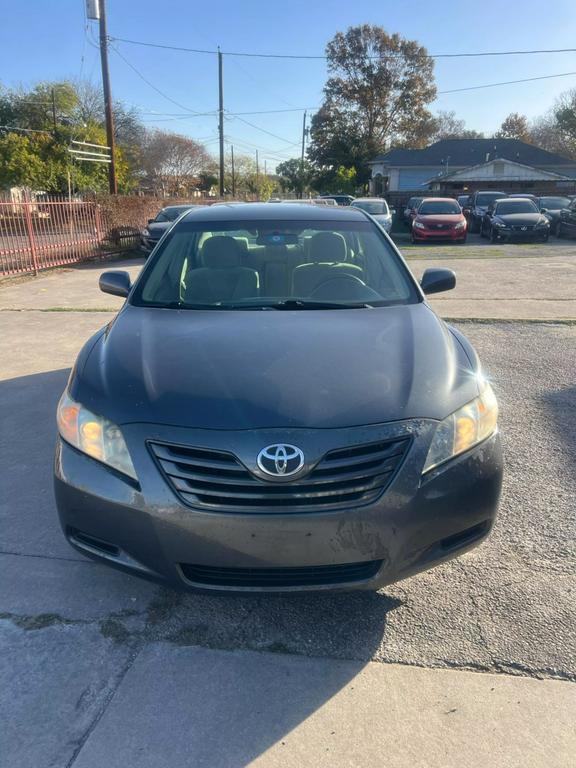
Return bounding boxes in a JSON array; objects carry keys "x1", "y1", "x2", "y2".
[{"x1": 232, "y1": 299, "x2": 374, "y2": 310}]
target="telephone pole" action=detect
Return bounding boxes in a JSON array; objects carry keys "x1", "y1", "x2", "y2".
[
  {"x1": 230, "y1": 145, "x2": 235, "y2": 197},
  {"x1": 300, "y1": 110, "x2": 307, "y2": 199},
  {"x1": 97, "y1": 0, "x2": 117, "y2": 194},
  {"x1": 218, "y1": 48, "x2": 225, "y2": 197}
]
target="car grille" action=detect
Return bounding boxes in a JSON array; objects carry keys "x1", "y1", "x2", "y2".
[
  {"x1": 432, "y1": 224, "x2": 450, "y2": 230},
  {"x1": 149, "y1": 437, "x2": 411, "y2": 513},
  {"x1": 179, "y1": 560, "x2": 383, "y2": 588},
  {"x1": 511, "y1": 224, "x2": 534, "y2": 231}
]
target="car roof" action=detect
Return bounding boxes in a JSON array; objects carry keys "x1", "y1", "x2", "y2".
[
  {"x1": 180, "y1": 202, "x2": 367, "y2": 222},
  {"x1": 352, "y1": 197, "x2": 387, "y2": 202},
  {"x1": 497, "y1": 197, "x2": 537, "y2": 203},
  {"x1": 163, "y1": 204, "x2": 195, "y2": 210}
]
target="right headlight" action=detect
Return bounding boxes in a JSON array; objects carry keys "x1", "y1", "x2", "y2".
[
  {"x1": 422, "y1": 381, "x2": 498, "y2": 474},
  {"x1": 413, "y1": 221, "x2": 425, "y2": 229},
  {"x1": 57, "y1": 391, "x2": 137, "y2": 480}
]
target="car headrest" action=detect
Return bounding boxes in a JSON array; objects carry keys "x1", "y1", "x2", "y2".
[
  {"x1": 308, "y1": 232, "x2": 347, "y2": 263},
  {"x1": 202, "y1": 236, "x2": 242, "y2": 268}
]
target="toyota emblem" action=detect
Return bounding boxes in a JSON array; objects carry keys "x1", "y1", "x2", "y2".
[{"x1": 257, "y1": 444, "x2": 305, "y2": 477}]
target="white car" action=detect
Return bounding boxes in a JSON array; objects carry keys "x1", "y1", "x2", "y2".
[{"x1": 350, "y1": 198, "x2": 393, "y2": 232}]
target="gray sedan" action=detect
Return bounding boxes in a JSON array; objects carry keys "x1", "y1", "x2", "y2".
[{"x1": 54, "y1": 203, "x2": 502, "y2": 593}]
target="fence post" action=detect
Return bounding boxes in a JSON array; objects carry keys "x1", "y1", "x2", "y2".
[
  {"x1": 23, "y1": 199, "x2": 39, "y2": 275},
  {"x1": 94, "y1": 203, "x2": 103, "y2": 246}
]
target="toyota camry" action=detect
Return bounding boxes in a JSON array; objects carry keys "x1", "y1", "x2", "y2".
[{"x1": 54, "y1": 203, "x2": 503, "y2": 593}]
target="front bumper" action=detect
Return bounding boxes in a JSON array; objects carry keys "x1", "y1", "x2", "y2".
[
  {"x1": 140, "y1": 236, "x2": 160, "y2": 254},
  {"x1": 492, "y1": 228, "x2": 549, "y2": 242},
  {"x1": 54, "y1": 421, "x2": 503, "y2": 593},
  {"x1": 412, "y1": 228, "x2": 466, "y2": 242}
]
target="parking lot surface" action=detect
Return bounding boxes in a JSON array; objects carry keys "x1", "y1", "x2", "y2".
[{"x1": 1, "y1": 250, "x2": 575, "y2": 767}]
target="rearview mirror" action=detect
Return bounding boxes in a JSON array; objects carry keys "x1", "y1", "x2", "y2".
[
  {"x1": 420, "y1": 268, "x2": 456, "y2": 295},
  {"x1": 99, "y1": 270, "x2": 131, "y2": 298}
]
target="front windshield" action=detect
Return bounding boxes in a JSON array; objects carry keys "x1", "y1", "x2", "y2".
[
  {"x1": 495, "y1": 200, "x2": 538, "y2": 215},
  {"x1": 476, "y1": 193, "x2": 506, "y2": 207},
  {"x1": 408, "y1": 198, "x2": 423, "y2": 208},
  {"x1": 418, "y1": 200, "x2": 461, "y2": 215},
  {"x1": 155, "y1": 206, "x2": 190, "y2": 223},
  {"x1": 352, "y1": 200, "x2": 389, "y2": 215},
  {"x1": 132, "y1": 219, "x2": 419, "y2": 310},
  {"x1": 539, "y1": 197, "x2": 570, "y2": 209}
]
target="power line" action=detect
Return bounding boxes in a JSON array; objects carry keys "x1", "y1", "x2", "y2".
[
  {"x1": 110, "y1": 35, "x2": 576, "y2": 61},
  {"x1": 109, "y1": 42, "x2": 207, "y2": 115},
  {"x1": 437, "y1": 70, "x2": 576, "y2": 94},
  {"x1": 226, "y1": 113, "x2": 298, "y2": 145}
]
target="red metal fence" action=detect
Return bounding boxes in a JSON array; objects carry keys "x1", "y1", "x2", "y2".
[{"x1": 0, "y1": 199, "x2": 106, "y2": 276}]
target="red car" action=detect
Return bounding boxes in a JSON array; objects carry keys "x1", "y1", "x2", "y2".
[{"x1": 411, "y1": 198, "x2": 467, "y2": 243}]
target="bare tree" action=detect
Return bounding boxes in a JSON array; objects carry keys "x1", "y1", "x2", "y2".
[
  {"x1": 495, "y1": 113, "x2": 531, "y2": 142},
  {"x1": 143, "y1": 130, "x2": 211, "y2": 196}
]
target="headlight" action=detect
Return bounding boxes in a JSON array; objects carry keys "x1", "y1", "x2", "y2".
[
  {"x1": 493, "y1": 221, "x2": 506, "y2": 228},
  {"x1": 536, "y1": 218, "x2": 550, "y2": 228},
  {"x1": 413, "y1": 221, "x2": 425, "y2": 229},
  {"x1": 142, "y1": 228, "x2": 150, "y2": 237},
  {"x1": 454, "y1": 220, "x2": 466, "y2": 230},
  {"x1": 57, "y1": 391, "x2": 137, "y2": 480},
  {"x1": 422, "y1": 381, "x2": 498, "y2": 474}
]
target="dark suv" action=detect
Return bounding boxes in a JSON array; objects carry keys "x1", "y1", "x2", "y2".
[
  {"x1": 557, "y1": 198, "x2": 576, "y2": 239},
  {"x1": 467, "y1": 191, "x2": 508, "y2": 233}
]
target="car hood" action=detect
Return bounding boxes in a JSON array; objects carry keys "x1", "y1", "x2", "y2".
[
  {"x1": 74, "y1": 303, "x2": 479, "y2": 430},
  {"x1": 145, "y1": 222, "x2": 172, "y2": 237},
  {"x1": 495, "y1": 213, "x2": 542, "y2": 225}
]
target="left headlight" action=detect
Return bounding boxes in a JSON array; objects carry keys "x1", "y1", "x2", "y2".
[
  {"x1": 57, "y1": 391, "x2": 137, "y2": 480},
  {"x1": 142, "y1": 228, "x2": 150, "y2": 237},
  {"x1": 536, "y1": 218, "x2": 550, "y2": 228},
  {"x1": 454, "y1": 220, "x2": 466, "y2": 230},
  {"x1": 422, "y1": 381, "x2": 498, "y2": 474}
]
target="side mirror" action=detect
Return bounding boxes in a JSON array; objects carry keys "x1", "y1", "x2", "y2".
[
  {"x1": 99, "y1": 270, "x2": 131, "y2": 298},
  {"x1": 420, "y1": 268, "x2": 456, "y2": 295},
  {"x1": 540, "y1": 208, "x2": 548, "y2": 214},
  {"x1": 390, "y1": 208, "x2": 396, "y2": 215},
  {"x1": 147, "y1": 218, "x2": 155, "y2": 225}
]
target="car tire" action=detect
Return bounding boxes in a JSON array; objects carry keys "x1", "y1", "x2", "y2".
[
  {"x1": 557, "y1": 223, "x2": 564, "y2": 239},
  {"x1": 542, "y1": 233, "x2": 549, "y2": 243},
  {"x1": 490, "y1": 227, "x2": 499, "y2": 243},
  {"x1": 479, "y1": 222, "x2": 486, "y2": 238},
  {"x1": 459, "y1": 236, "x2": 467, "y2": 244}
]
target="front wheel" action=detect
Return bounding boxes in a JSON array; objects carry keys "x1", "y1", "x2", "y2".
[
  {"x1": 490, "y1": 227, "x2": 499, "y2": 243},
  {"x1": 557, "y1": 222, "x2": 564, "y2": 238},
  {"x1": 541, "y1": 233, "x2": 549, "y2": 243}
]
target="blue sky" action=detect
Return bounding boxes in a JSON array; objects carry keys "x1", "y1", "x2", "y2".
[{"x1": 2, "y1": 0, "x2": 576, "y2": 170}]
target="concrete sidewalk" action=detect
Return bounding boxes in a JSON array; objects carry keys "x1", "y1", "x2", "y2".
[{"x1": 23, "y1": 644, "x2": 574, "y2": 768}]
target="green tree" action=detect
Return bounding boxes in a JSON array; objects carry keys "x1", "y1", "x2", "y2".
[
  {"x1": 276, "y1": 158, "x2": 315, "y2": 197},
  {"x1": 308, "y1": 25, "x2": 437, "y2": 186},
  {"x1": 495, "y1": 113, "x2": 532, "y2": 142}
]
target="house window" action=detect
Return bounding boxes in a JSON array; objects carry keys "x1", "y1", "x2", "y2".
[{"x1": 493, "y1": 161, "x2": 505, "y2": 176}]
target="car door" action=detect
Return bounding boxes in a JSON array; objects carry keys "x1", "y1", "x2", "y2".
[{"x1": 567, "y1": 201, "x2": 576, "y2": 233}]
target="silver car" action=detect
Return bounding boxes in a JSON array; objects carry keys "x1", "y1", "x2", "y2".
[{"x1": 351, "y1": 198, "x2": 393, "y2": 232}]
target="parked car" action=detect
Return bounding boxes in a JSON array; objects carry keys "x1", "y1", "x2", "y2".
[
  {"x1": 480, "y1": 197, "x2": 550, "y2": 242},
  {"x1": 54, "y1": 203, "x2": 502, "y2": 594},
  {"x1": 512, "y1": 194, "x2": 539, "y2": 203},
  {"x1": 468, "y1": 191, "x2": 508, "y2": 233},
  {"x1": 411, "y1": 197, "x2": 467, "y2": 244},
  {"x1": 402, "y1": 196, "x2": 424, "y2": 226},
  {"x1": 556, "y1": 197, "x2": 576, "y2": 239},
  {"x1": 318, "y1": 195, "x2": 355, "y2": 206},
  {"x1": 141, "y1": 204, "x2": 196, "y2": 254},
  {"x1": 457, "y1": 194, "x2": 470, "y2": 210},
  {"x1": 536, "y1": 196, "x2": 572, "y2": 235},
  {"x1": 350, "y1": 197, "x2": 393, "y2": 232}
]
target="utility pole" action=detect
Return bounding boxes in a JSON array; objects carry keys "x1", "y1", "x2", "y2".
[
  {"x1": 98, "y1": 0, "x2": 117, "y2": 193},
  {"x1": 300, "y1": 110, "x2": 307, "y2": 199},
  {"x1": 218, "y1": 48, "x2": 225, "y2": 197},
  {"x1": 231, "y1": 145, "x2": 235, "y2": 197},
  {"x1": 51, "y1": 88, "x2": 58, "y2": 135}
]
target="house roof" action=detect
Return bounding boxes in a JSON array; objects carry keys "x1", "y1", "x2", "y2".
[
  {"x1": 369, "y1": 139, "x2": 576, "y2": 167},
  {"x1": 424, "y1": 158, "x2": 572, "y2": 185}
]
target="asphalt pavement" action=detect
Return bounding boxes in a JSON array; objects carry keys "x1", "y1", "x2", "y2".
[{"x1": 1, "y1": 251, "x2": 575, "y2": 767}]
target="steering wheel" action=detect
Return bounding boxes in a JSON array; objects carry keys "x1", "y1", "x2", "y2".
[{"x1": 309, "y1": 274, "x2": 380, "y2": 302}]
